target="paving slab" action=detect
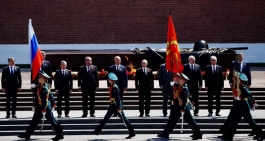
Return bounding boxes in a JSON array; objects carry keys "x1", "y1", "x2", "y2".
[{"x1": 0, "y1": 134, "x2": 262, "y2": 141}]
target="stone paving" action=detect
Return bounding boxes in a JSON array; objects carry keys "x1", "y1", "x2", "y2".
[{"x1": 0, "y1": 134, "x2": 262, "y2": 141}]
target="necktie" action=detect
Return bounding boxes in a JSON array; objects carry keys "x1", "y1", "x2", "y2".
[
  {"x1": 116, "y1": 65, "x2": 118, "y2": 71},
  {"x1": 239, "y1": 63, "x2": 242, "y2": 72},
  {"x1": 11, "y1": 67, "x2": 14, "y2": 75},
  {"x1": 62, "y1": 70, "x2": 65, "y2": 76},
  {"x1": 213, "y1": 66, "x2": 216, "y2": 74},
  {"x1": 87, "y1": 67, "x2": 90, "y2": 74},
  {"x1": 144, "y1": 68, "x2": 147, "y2": 76},
  {"x1": 191, "y1": 65, "x2": 194, "y2": 72}
]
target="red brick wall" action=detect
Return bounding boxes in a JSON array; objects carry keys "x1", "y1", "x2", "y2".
[{"x1": 1, "y1": 0, "x2": 265, "y2": 44}]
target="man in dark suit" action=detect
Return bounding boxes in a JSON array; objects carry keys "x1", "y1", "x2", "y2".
[
  {"x1": 78, "y1": 56, "x2": 99, "y2": 117},
  {"x1": 205, "y1": 56, "x2": 224, "y2": 117},
  {"x1": 108, "y1": 56, "x2": 128, "y2": 117},
  {"x1": 31, "y1": 51, "x2": 52, "y2": 86},
  {"x1": 135, "y1": 59, "x2": 154, "y2": 117},
  {"x1": 183, "y1": 55, "x2": 202, "y2": 116},
  {"x1": 54, "y1": 60, "x2": 73, "y2": 118},
  {"x1": 1, "y1": 57, "x2": 22, "y2": 118},
  {"x1": 229, "y1": 53, "x2": 251, "y2": 88},
  {"x1": 158, "y1": 63, "x2": 173, "y2": 117}
]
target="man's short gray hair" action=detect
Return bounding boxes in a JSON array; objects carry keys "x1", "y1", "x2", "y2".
[
  {"x1": 60, "y1": 60, "x2": 67, "y2": 65},
  {"x1": 85, "y1": 56, "x2": 92, "y2": 60},
  {"x1": 142, "y1": 59, "x2": 148, "y2": 64},
  {"x1": 237, "y1": 53, "x2": 244, "y2": 56},
  {"x1": 188, "y1": 55, "x2": 195, "y2": 60},
  {"x1": 114, "y1": 56, "x2": 121, "y2": 60},
  {"x1": 8, "y1": 57, "x2": 15, "y2": 62},
  {"x1": 41, "y1": 51, "x2": 46, "y2": 55},
  {"x1": 210, "y1": 56, "x2": 217, "y2": 61}
]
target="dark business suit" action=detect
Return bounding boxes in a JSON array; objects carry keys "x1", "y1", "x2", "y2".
[
  {"x1": 205, "y1": 65, "x2": 224, "y2": 114},
  {"x1": 78, "y1": 65, "x2": 99, "y2": 116},
  {"x1": 229, "y1": 61, "x2": 251, "y2": 85},
  {"x1": 158, "y1": 63, "x2": 173, "y2": 115},
  {"x1": 1, "y1": 66, "x2": 22, "y2": 116},
  {"x1": 54, "y1": 69, "x2": 73, "y2": 116},
  {"x1": 31, "y1": 60, "x2": 52, "y2": 85},
  {"x1": 183, "y1": 63, "x2": 202, "y2": 114},
  {"x1": 107, "y1": 65, "x2": 128, "y2": 101},
  {"x1": 135, "y1": 68, "x2": 154, "y2": 115}
]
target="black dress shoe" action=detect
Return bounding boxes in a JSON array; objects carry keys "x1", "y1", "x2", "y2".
[
  {"x1": 216, "y1": 113, "x2": 221, "y2": 116},
  {"x1": 248, "y1": 132, "x2": 255, "y2": 136},
  {"x1": 194, "y1": 113, "x2": 199, "y2": 116},
  {"x1": 208, "y1": 113, "x2": 212, "y2": 117},
  {"x1": 163, "y1": 114, "x2": 167, "y2": 117},
  {"x1": 192, "y1": 132, "x2": 203, "y2": 138},
  {"x1": 57, "y1": 115, "x2": 61, "y2": 118},
  {"x1": 157, "y1": 134, "x2": 169, "y2": 138},
  {"x1": 192, "y1": 135, "x2": 203, "y2": 140},
  {"x1": 81, "y1": 114, "x2": 87, "y2": 117},
  {"x1": 126, "y1": 133, "x2": 135, "y2": 139},
  {"x1": 90, "y1": 114, "x2": 95, "y2": 117},
  {"x1": 6, "y1": 115, "x2": 10, "y2": 118},
  {"x1": 12, "y1": 115, "x2": 17, "y2": 118},
  {"x1": 17, "y1": 134, "x2": 30, "y2": 139},
  {"x1": 253, "y1": 135, "x2": 259, "y2": 140},
  {"x1": 139, "y1": 114, "x2": 143, "y2": 117},
  {"x1": 89, "y1": 131, "x2": 98, "y2": 135},
  {"x1": 65, "y1": 115, "x2": 69, "y2": 117},
  {"x1": 257, "y1": 137, "x2": 265, "y2": 141},
  {"x1": 218, "y1": 136, "x2": 232, "y2": 140},
  {"x1": 52, "y1": 135, "x2": 64, "y2": 141},
  {"x1": 145, "y1": 114, "x2": 150, "y2": 117},
  {"x1": 215, "y1": 130, "x2": 223, "y2": 134}
]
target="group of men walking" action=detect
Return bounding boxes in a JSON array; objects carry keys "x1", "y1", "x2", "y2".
[{"x1": 1, "y1": 51, "x2": 263, "y2": 140}]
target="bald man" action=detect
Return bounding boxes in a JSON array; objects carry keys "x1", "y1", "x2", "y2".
[{"x1": 135, "y1": 59, "x2": 154, "y2": 117}]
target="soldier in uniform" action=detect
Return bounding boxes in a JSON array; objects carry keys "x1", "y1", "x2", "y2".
[
  {"x1": 107, "y1": 56, "x2": 128, "y2": 117},
  {"x1": 218, "y1": 73, "x2": 264, "y2": 141},
  {"x1": 157, "y1": 73, "x2": 202, "y2": 140},
  {"x1": 18, "y1": 71, "x2": 64, "y2": 141},
  {"x1": 89, "y1": 73, "x2": 135, "y2": 139}
]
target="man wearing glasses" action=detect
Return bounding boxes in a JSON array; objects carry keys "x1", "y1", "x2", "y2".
[{"x1": 204, "y1": 56, "x2": 224, "y2": 117}]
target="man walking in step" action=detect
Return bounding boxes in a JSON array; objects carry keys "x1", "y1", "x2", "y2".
[
  {"x1": 54, "y1": 60, "x2": 73, "y2": 118},
  {"x1": 89, "y1": 73, "x2": 135, "y2": 139},
  {"x1": 107, "y1": 56, "x2": 128, "y2": 117},
  {"x1": 135, "y1": 59, "x2": 154, "y2": 117},
  {"x1": 183, "y1": 55, "x2": 202, "y2": 116},
  {"x1": 78, "y1": 56, "x2": 99, "y2": 117},
  {"x1": 1, "y1": 57, "x2": 22, "y2": 118},
  {"x1": 205, "y1": 56, "x2": 224, "y2": 117}
]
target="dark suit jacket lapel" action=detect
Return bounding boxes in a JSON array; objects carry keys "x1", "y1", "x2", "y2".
[{"x1": 7, "y1": 67, "x2": 11, "y2": 76}]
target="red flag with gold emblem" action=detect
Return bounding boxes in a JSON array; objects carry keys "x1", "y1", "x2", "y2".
[{"x1": 166, "y1": 15, "x2": 183, "y2": 73}]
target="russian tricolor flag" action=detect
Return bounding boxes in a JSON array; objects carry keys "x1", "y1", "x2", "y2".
[{"x1": 29, "y1": 19, "x2": 43, "y2": 81}]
